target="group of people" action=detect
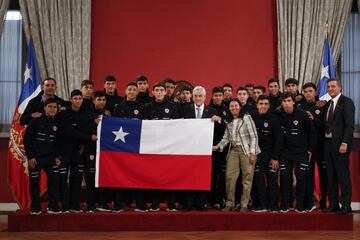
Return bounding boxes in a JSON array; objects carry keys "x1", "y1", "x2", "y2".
[{"x1": 21, "y1": 74, "x2": 355, "y2": 215}]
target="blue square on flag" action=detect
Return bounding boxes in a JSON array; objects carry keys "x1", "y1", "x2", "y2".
[{"x1": 100, "y1": 116, "x2": 142, "y2": 153}]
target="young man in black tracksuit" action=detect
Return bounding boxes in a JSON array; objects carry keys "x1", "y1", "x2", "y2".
[
  {"x1": 20, "y1": 78, "x2": 67, "y2": 126},
  {"x1": 104, "y1": 75, "x2": 124, "y2": 114},
  {"x1": 58, "y1": 90, "x2": 97, "y2": 212},
  {"x1": 136, "y1": 75, "x2": 152, "y2": 104},
  {"x1": 278, "y1": 92, "x2": 316, "y2": 212},
  {"x1": 253, "y1": 95, "x2": 283, "y2": 212},
  {"x1": 80, "y1": 79, "x2": 94, "y2": 113},
  {"x1": 145, "y1": 82, "x2": 178, "y2": 211},
  {"x1": 23, "y1": 98, "x2": 61, "y2": 215},
  {"x1": 79, "y1": 91, "x2": 111, "y2": 212},
  {"x1": 298, "y1": 83, "x2": 327, "y2": 211},
  {"x1": 268, "y1": 78, "x2": 282, "y2": 113},
  {"x1": 222, "y1": 83, "x2": 233, "y2": 108},
  {"x1": 208, "y1": 87, "x2": 229, "y2": 209},
  {"x1": 113, "y1": 82, "x2": 147, "y2": 212}
]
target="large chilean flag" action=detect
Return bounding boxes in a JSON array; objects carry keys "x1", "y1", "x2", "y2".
[
  {"x1": 96, "y1": 116, "x2": 214, "y2": 190},
  {"x1": 8, "y1": 39, "x2": 43, "y2": 209}
]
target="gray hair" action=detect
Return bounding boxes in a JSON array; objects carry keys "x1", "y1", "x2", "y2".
[{"x1": 193, "y1": 85, "x2": 206, "y2": 97}]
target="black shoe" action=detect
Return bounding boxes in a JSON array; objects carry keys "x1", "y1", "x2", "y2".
[
  {"x1": 337, "y1": 206, "x2": 352, "y2": 215},
  {"x1": 149, "y1": 206, "x2": 160, "y2": 212},
  {"x1": 96, "y1": 204, "x2": 112, "y2": 212},
  {"x1": 305, "y1": 205, "x2": 317, "y2": 212},
  {"x1": 112, "y1": 207, "x2": 124, "y2": 213},
  {"x1": 279, "y1": 207, "x2": 289, "y2": 213},
  {"x1": 322, "y1": 205, "x2": 340, "y2": 213},
  {"x1": 134, "y1": 206, "x2": 148, "y2": 212},
  {"x1": 268, "y1": 206, "x2": 279, "y2": 212},
  {"x1": 252, "y1": 206, "x2": 268, "y2": 212},
  {"x1": 85, "y1": 206, "x2": 96, "y2": 213},
  {"x1": 47, "y1": 207, "x2": 61, "y2": 214},
  {"x1": 30, "y1": 208, "x2": 42, "y2": 215},
  {"x1": 69, "y1": 207, "x2": 83, "y2": 213},
  {"x1": 295, "y1": 206, "x2": 306, "y2": 213}
]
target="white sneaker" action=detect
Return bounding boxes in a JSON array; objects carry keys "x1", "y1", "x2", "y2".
[
  {"x1": 30, "y1": 210, "x2": 41, "y2": 215},
  {"x1": 149, "y1": 208, "x2": 160, "y2": 212},
  {"x1": 166, "y1": 208, "x2": 178, "y2": 212}
]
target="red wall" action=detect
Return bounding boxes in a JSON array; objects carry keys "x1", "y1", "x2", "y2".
[{"x1": 90, "y1": 0, "x2": 277, "y2": 93}]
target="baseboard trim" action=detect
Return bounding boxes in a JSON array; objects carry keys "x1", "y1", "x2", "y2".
[
  {"x1": 351, "y1": 202, "x2": 360, "y2": 211},
  {"x1": 0, "y1": 203, "x2": 19, "y2": 211}
]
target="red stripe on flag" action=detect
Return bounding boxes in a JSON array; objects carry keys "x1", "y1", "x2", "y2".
[{"x1": 98, "y1": 151, "x2": 212, "y2": 190}]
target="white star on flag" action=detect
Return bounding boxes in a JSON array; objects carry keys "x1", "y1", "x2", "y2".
[
  {"x1": 112, "y1": 126, "x2": 129, "y2": 143},
  {"x1": 321, "y1": 65, "x2": 329, "y2": 79},
  {"x1": 24, "y1": 63, "x2": 32, "y2": 83}
]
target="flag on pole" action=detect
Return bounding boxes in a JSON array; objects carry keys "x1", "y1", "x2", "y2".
[
  {"x1": 96, "y1": 116, "x2": 214, "y2": 190},
  {"x1": 318, "y1": 36, "x2": 336, "y2": 100},
  {"x1": 8, "y1": 38, "x2": 44, "y2": 209}
]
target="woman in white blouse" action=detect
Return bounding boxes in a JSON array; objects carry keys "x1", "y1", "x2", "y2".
[{"x1": 213, "y1": 99, "x2": 260, "y2": 212}]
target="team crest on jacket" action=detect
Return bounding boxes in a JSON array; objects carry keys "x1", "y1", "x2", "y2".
[
  {"x1": 315, "y1": 109, "x2": 320, "y2": 115},
  {"x1": 164, "y1": 108, "x2": 170, "y2": 113},
  {"x1": 89, "y1": 155, "x2": 95, "y2": 160},
  {"x1": 134, "y1": 109, "x2": 139, "y2": 115},
  {"x1": 264, "y1": 122, "x2": 269, "y2": 128},
  {"x1": 293, "y1": 120, "x2": 299, "y2": 125},
  {"x1": 53, "y1": 126, "x2": 57, "y2": 131},
  {"x1": 223, "y1": 111, "x2": 227, "y2": 116}
]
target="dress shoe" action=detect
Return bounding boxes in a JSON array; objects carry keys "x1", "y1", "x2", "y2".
[{"x1": 337, "y1": 206, "x2": 352, "y2": 215}]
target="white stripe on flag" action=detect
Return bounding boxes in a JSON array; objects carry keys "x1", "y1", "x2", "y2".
[
  {"x1": 18, "y1": 85, "x2": 41, "y2": 114},
  {"x1": 139, "y1": 119, "x2": 214, "y2": 155},
  {"x1": 95, "y1": 115, "x2": 103, "y2": 188}
]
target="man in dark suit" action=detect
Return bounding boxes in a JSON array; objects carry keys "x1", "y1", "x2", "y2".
[
  {"x1": 323, "y1": 79, "x2": 355, "y2": 214},
  {"x1": 181, "y1": 86, "x2": 220, "y2": 211}
]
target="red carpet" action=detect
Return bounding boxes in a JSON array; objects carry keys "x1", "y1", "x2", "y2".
[{"x1": 8, "y1": 208, "x2": 353, "y2": 231}]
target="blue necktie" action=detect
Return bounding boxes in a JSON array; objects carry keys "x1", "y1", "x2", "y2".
[{"x1": 196, "y1": 107, "x2": 201, "y2": 119}]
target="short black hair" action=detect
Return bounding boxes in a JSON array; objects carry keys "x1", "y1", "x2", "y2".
[
  {"x1": 42, "y1": 77, "x2": 56, "y2": 86},
  {"x1": 163, "y1": 78, "x2": 175, "y2": 85},
  {"x1": 180, "y1": 85, "x2": 193, "y2": 93},
  {"x1": 257, "y1": 94, "x2": 270, "y2": 102},
  {"x1": 93, "y1": 91, "x2": 106, "y2": 99},
  {"x1": 212, "y1": 86, "x2": 224, "y2": 95},
  {"x1": 126, "y1": 82, "x2": 138, "y2": 88},
  {"x1": 43, "y1": 97, "x2": 58, "y2": 106},
  {"x1": 222, "y1": 83, "x2": 233, "y2": 89},
  {"x1": 81, "y1": 79, "x2": 94, "y2": 87},
  {"x1": 152, "y1": 82, "x2": 166, "y2": 90},
  {"x1": 136, "y1": 75, "x2": 148, "y2": 83},
  {"x1": 245, "y1": 83, "x2": 254, "y2": 88},
  {"x1": 70, "y1": 89, "x2": 83, "y2": 98},
  {"x1": 267, "y1": 78, "x2": 279, "y2": 86},
  {"x1": 237, "y1": 86, "x2": 248, "y2": 93},
  {"x1": 104, "y1": 75, "x2": 116, "y2": 82},
  {"x1": 302, "y1": 82, "x2": 317, "y2": 91},
  {"x1": 327, "y1": 78, "x2": 342, "y2": 87},
  {"x1": 280, "y1": 91, "x2": 295, "y2": 102},
  {"x1": 285, "y1": 78, "x2": 298, "y2": 86},
  {"x1": 254, "y1": 85, "x2": 266, "y2": 93}
]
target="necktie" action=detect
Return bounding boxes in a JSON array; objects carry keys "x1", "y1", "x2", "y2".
[
  {"x1": 196, "y1": 107, "x2": 201, "y2": 119},
  {"x1": 326, "y1": 100, "x2": 334, "y2": 134}
]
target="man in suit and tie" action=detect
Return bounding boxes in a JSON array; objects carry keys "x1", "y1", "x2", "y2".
[
  {"x1": 323, "y1": 79, "x2": 355, "y2": 214},
  {"x1": 181, "y1": 86, "x2": 220, "y2": 211}
]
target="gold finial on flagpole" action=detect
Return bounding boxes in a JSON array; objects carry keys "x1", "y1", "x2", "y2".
[{"x1": 325, "y1": 21, "x2": 330, "y2": 38}]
